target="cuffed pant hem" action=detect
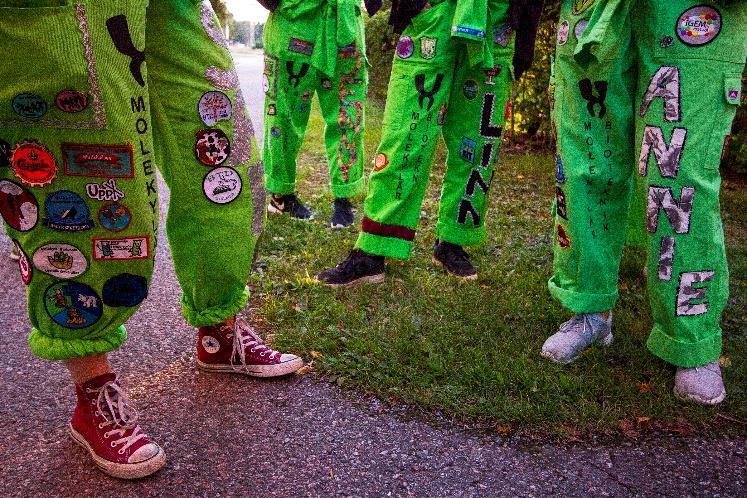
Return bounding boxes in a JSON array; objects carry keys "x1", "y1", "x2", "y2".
[
  {"x1": 331, "y1": 175, "x2": 365, "y2": 199},
  {"x1": 548, "y1": 276, "x2": 618, "y2": 314},
  {"x1": 356, "y1": 232, "x2": 412, "y2": 260},
  {"x1": 435, "y1": 221, "x2": 487, "y2": 247},
  {"x1": 181, "y1": 285, "x2": 250, "y2": 328},
  {"x1": 28, "y1": 326, "x2": 127, "y2": 361},
  {"x1": 646, "y1": 325, "x2": 722, "y2": 368},
  {"x1": 265, "y1": 177, "x2": 296, "y2": 196}
]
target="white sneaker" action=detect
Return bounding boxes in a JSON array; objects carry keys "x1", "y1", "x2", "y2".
[{"x1": 674, "y1": 361, "x2": 726, "y2": 405}]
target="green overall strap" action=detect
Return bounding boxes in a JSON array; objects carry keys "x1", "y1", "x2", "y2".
[{"x1": 451, "y1": 0, "x2": 490, "y2": 67}]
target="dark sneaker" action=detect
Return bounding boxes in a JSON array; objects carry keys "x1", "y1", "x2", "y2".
[
  {"x1": 316, "y1": 249, "x2": 385, "y2": 287},
  {"x1": 268, "y1": 193, "x2": 314, "y2": 221},
  {"x1": 432, "y1": 240, "x2": 477, "y2": 280},
  {"x1": 330, "y1": 198, "x2": 355, "y2": 229}
]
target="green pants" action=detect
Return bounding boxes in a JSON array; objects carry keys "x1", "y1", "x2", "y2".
[
  {"x1": 356, "y1": 0, "x2": 514, "y2": 259},
  {"x1": 549, "y1": 0, "x2": 746, "y2": 367},
  {"x1": 262, "y1": 0, "x2": 367, "y2": 199},
  {"x1": 0, "y1": 0, "x2": 263, "y2": 360}
]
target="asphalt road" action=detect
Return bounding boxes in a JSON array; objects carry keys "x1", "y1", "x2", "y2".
[{"x1": 0, "y1": 53, "x2": 744, "y2": 497}]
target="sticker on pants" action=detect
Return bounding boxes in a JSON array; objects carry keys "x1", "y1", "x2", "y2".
[{"x1": 93, "y1": 236, "x2": 149, "y2": 261}]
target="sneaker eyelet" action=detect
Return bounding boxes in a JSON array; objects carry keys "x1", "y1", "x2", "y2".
[
  {"x1": 98, "y1": 423, "x2": 104, "y2": 429},
  {"x1": 118, "y1": 449, "x2": 125, "y2": 455},
  {"x1": 104, "y1": 433, "x2": 110, "y2": 438},
  {"x1": 260, "y1": 352, "x2": 266, "y2": 357},
  {"x1": 110, "y1": 441, "x2": 117, "y2": 447}
]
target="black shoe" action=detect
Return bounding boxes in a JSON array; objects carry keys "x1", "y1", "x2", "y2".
[
  {"x1": 330, "y1": 198, "x2": 355, "y2": 229},
  {"x1": 268, "y1": 194, "x2": 314, "y2": 220},
  {"x1": 316, "y1": 249, "x2": 385, "y2": 287},
  {"x1": 432, "y1": 240, "x2": 477, "y2": 280}
]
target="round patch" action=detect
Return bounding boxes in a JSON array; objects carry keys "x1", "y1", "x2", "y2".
[
  {"x1": 13, "y1": 240, "x2": 32, "y2": 285},
  {"x1": 463, "y1": 80, "x2": 479, "y2": 100},
  {"x1": 11, "y1": 141, "x2": 57, "y2": 187},
  {"x1": 271, "y1": 126, "x2": 282, "y2": 138},
  {"x1": 677, "y1": 6, "x2": 721, "y2": 46},
  {"x1": 102, "y1": 273, "x2": 148, "y2": 307},
  {"x1": 557, "y1": 20, "x2": 570, "y2": 45},
  {"x1": 0, "y1": 139, "x2": 10, "y2": 168},
  {"x1": 198, "y1": 91, "x2": 232, "y2": 126},
  {"x1": 575, "y1": 19, "x2": 589, "y2": 39},
  {"x1": 32, "y1": 243, "x2": 88, "y2": 279},
  {"x1": 201, "y1": 335, "x2": 221, "y2": 354},
  {"x1": 203, "y1": 167, "x2": 242, "y2": 205},
  {"x1": 0, "y1": 180, "x2": 38, "y2": 232},
  {"x1": 12, "y1": 93, "x2": 47, "y2": 119},
  {"x1": 43, "y1": 190, "x2": 94, "y2": 232},
  {"x1": 54, "y1": 90, "x2": 89, "y2": 113},
  {"x1": 195, "y1": 128, "x2": 230, "y2": 167},
  {"x1": 374, "y1": 153, "x2": 389, "y2": 172},
  {"x1": 44, "y1": 281, "x2": 102, "y2": 330},
  {"x1": 98, "y1": 202, "x2": 131, "y2": 232},
  {"x1": 396, "y1": 35, "x2": 414, "y2": 59}
]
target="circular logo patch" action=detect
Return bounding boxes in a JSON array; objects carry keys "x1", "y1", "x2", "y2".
[
  {"x1": 43, "y1": 190, "x2": 94, "y2": 232},
  {"x1": 0, "y1": 180, "x2": 38, "y2": 232},
  {"x1": 102, "y1": 273, "x2": 148, "y2": 307},
  {"x1": 262, "y1": 74, "x2": 271, "y2": 94},
  {"x1": 12, "y1": 93, "x2": 47, "y2": 119},
  {"x1": 32, "y1": 243, "x2": 88, "y2": 279},
  {"x1": 0, "y1": 139, "x2": 10, "y2": 168},
  {"x1": 557, "y1": 20, "x2": 570, "y2": 45},
  {"x1": 198, "y1": 91, "x2": 232, "y2": 126},
  {"x1": 13, "y1": 240, "x2": 32, "y2": 285},
  {"x1": 11, "y1": 141, "x2": 57, "y2": 187},
  {"x1": 677, "y1": 6, "x2": 721, "y2": 46},
  {"x1": 44, "y1": 281, "x2": 102, "y2": 330},
  {"x1": 271, "y1": 126, "x2": 282, "y2": 138},
  {"x1": 203, "y1": 167, "x2": 242, "y2": 205},
  {"x1": 98, "y1": 202, "x2": 131, "y2": 232},
  {"x1": 463, "y1": 80, "x2": 479, "y2": 100},
  {"x1": 195, "y1": 128, "x2": 230, "y2": 167},
  {"x1": 201, "y1": 335, "x2": 221, "y2": 354},
  {"x1": 397, "y1": 35, "x2": 414, "y2": 59},
  {"x1": 575, "y1": 19, "x2": 589, "y2": 39},
  {"x1": 374, "y1": 153, "x2": 389, "y2": 172},
  {"x1": 54, "y1": 90, "x2": 89, "y2": 113}
]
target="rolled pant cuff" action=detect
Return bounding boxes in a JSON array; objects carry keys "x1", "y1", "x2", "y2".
[
  {"x1": 28, "y1": 325, "x2": 127, "y2": 361},
  {"x1": 356, "y1": 232, "x2": 413, "y2": 260},
  {"x1": 181, "y1": 285, "x2": 250, "y2": 328},
  {"x1": 331, "y1": 175, "x2": 365, "y2": 199},
  {"x1": 646, "y1": 326, "x2": 722, "y2": 368},
  {"x1": 265, "y1": 177, "x2": 296, "y2": 196},
  {"x1": 548, "y1": 277, "x2": 618, "y2": 314},
  {"x1": 435, "y1": 221, "x2": 486, "y2": 247}
]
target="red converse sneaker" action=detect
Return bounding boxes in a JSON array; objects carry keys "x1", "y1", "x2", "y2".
[
  {"x1": 197, "y1": 315, "x2": 304, "y2": 377},
  {"x1": 69, "y1": 373, "x2": 165, "y2": 479}
]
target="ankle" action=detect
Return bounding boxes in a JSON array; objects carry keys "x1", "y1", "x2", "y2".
[{"x1": 65, "y1": 354, "x2": 114, "y2": 385}]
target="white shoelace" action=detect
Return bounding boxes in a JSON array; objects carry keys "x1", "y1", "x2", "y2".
[
  {"x1": 229, "y1": 317, "x2": 280, "y2": 372},
  {"x1": 88, "y1": 381, "x2": 147, "y2": 454}
]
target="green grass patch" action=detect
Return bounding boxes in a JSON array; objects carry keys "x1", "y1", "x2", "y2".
[{"x1": 251, "y1": 99, "x2": 747, "y2": 435}]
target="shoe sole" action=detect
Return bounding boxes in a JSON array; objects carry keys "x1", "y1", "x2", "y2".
[
  {"x1": 9, "y1": 253, "x2": 19, "y2": 261},
  {"x1": 69, "y1": 424, "x2": 166, "y2": 480},
  {"x1": 196, "y1": 356, "x2": 304, "y2": 378},
  {"x1": 330, "y1": 222, "x2": 353, "y2": 229},
  {"x1": 673, "y1": 387, "x2": 726, "y2": 406},
  {"x1": 540, "y1": 333, "x2": 614, "y2": 365},
  {"x1": 316, "y1": 272, "x2": 385, "y2": 288},
  {"x1": 267, "y1": 203, "x2": 314, "y2": 221},
  {"x1": 431, "y1": 256, "x2": 478, "y2": 281}
]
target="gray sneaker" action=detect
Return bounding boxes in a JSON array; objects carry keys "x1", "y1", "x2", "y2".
[
  {"x1": 674, "y1": 361, "x2": 726, "y2": 405},
  {"x1": 541, "y1": 313, "x2": 613, "y2": 364}
]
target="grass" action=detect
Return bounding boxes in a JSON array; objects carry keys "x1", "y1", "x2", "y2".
[{"x1": 250, "y1": 98, "x2": 747, "y2": 436}]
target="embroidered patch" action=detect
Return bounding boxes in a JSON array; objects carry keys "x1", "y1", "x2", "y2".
[
  {"x1": 195, "y1": 128, "x2": 230, "y2": 167},
  {"x1": 198, "y1": 91, "x2": 232, "y2": 126},
  {"x1": 0, "y1": 180, "x2": 38, "y2": 232},
  {"x1": 263, "y1": 55, "x2": 278, "y2": 99},
  {"x1": 572, "y1": 0, "x2": 596, "y2": 15},
  {"x1": 484, "y1": 65, "x2": 502, "y2": 85},
  {"x1": 338, "y1": 42, "x2": 358, "y2": 59},
  {"x1": 557, "y1": 21, "x2": 570, "y2": 45},
  {"x1": 555, "y1": 155, "x2": 566, "y2": 184},
  {"x1": 677, "y1": 6, "x2": 721, "y2": 46},
  {"x1": 397, "y1": 35, "x2": 414, "y2": 59},
  {"x1": 463, "y1": 80, "x2": 479, "y2": 100},
  {"x1": 93, "y1": 236, "x2": 149, "y2": 261},
  {"x1": 452, "y1": 26, "x2": 485, "y2": 38},
  {"x1": 13, "y1": 240, "x2": 32, "y2": 285},
  {"x1": 44, "y1": 281, "x2": 102, "y2": 329},
  {"x1": 203, "y1": 166, "x2": 242, "y2": 205},
  {"x1": 374, "y1": 153, "x2": 389, "y2": 172},
  {"x1": 460, "y1": 137, "x2": 477, "y2": 164},
  {"x1": 438, "y1": 103, "x2": 448, "y2": 125},
  {"x1": 12, "y1": 93, "x2": 48, "y2": 119},
  {"x1": 61, "y1": 143, "x2": 134, "y2": 178},
  {"x1": 54, "y1": 90, "x2": 89, "y2": 113},
  {"x1": 555, "y1": 187, "x2": 568, "y2": 220},
  {"x1": 288, "y1": 37, "x2": 314, "y2": 56},
  {"x1": 557, "y1": 224, "x2": 571, "y2": 249},
  {"x1": 98, "y1": 202, "x2": 131, "y2": 232},
  {"x1": 421, "y1": 37, "x2": 437, "y2": 59},
  {"x1": 102, "y1": 273, "x2": 148, "y2": 307},
  {"x1": 86, "y1": 178, "x2": 125, "y2": 202},
  {"x1": 0, "y1": 139, "x2": 10, "y2": 167},
  {"x1": 302, "y1": 91, "x2": 312, "y2": 101},
  {"x1": 267, "y1": 104, "x2": 277, "y2": 116},
  {"x1": 202, "y1": 335, "x2": 221, "y2": 354},
  {"x1": 727, "y1": 87, "x2": 741, "y2": 105},
  {"x1": 493, "y1": 25, "x2": 512, "y2": 47},
  {"x1": 660, "y1": 36, "x2": 674, "y2": 48},
  {"x1": 271, "y1": 126, "x2": 282, "y2": 138},
  {"x1": 11, "y1": 141, "x2": 57, "y2": 187},
  {"x1": 322, "y1": 79, "x2": 333, "y2": 90},
  {"x1": 574, "y1": 19, "x2": 589, "y2": 39},
  {"x1": 43, "y1": 190, "x2": 94, "y2": 231},
  {"x1": 32, "y1": 243, "x2": 88, "y2": 279}
]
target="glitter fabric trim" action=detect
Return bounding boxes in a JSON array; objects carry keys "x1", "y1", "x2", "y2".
[
  {"x1": 249, "y1": 161, "x2": 266, "y2": 236},
  {"x1": 200, "y1": 0, "x2": 229, "y2": 50},
  {"x1": 204, "y1": 66, "x2": 240, "y2": 90}
]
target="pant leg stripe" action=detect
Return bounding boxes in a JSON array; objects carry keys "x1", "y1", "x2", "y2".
[{"x1": 361, "y1": 217, "x2": 416, "y2": 241}]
